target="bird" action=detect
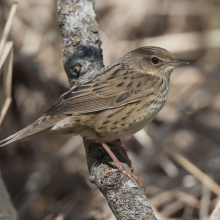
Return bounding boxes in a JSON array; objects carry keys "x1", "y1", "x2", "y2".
[{"x1": 0, "y1": 46, "x2": 189, "y2": 184}]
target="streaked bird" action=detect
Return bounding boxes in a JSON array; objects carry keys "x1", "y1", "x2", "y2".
[{"x1": 0, "y1": 46, "x2": 189, "y2": 184}]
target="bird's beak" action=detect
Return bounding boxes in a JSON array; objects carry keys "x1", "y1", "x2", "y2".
[{"x1": 171, "y1": 59, "x2": 190, "y2": 66}]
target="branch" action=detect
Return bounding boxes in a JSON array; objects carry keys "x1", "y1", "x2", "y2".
[{"x1": 57, "y1": 0, "x2": 158, "y2": 219}]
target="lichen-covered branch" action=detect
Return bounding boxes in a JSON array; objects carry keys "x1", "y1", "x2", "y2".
[
  {"x1": 57, "y1": 0, "x2": 103, "y2": 86},
  {"x1": 56, "y1": 0, "x2": 158, "y2": 219}
]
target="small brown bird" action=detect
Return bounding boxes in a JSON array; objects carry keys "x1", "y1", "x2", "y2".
[{"x1": 0, "y1": 46, "x2": 188, "y2": 182}]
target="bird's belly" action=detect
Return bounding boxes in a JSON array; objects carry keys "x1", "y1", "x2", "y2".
[
  {"x1": 120, "y1": 110, "x2": 158, "y2": 138},
  {"x1": 79, "y1": 101, "x2": 164, "y2": 142}
]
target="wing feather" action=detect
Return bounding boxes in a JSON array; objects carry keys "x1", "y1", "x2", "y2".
[{"x1": 45, "y1": 63, "x2": 155, "y2": 115}]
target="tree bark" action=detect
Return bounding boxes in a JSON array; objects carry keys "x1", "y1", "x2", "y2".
[{"x1": 57, "y1": 0, "x2": 158, "y2": 219}]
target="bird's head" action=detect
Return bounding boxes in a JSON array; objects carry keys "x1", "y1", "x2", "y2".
[{"x1": 123, "y1": 46, "x2": 189, "y2": 77}]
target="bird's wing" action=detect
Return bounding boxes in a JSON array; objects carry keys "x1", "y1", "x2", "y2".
[{"x1": 45, "y1": 62, "x2": 155, "y2": 115}]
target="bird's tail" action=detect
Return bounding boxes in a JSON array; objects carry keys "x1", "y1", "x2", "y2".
[{"x1": 0, "y1": 114, "x2": 66, "y2": 147}]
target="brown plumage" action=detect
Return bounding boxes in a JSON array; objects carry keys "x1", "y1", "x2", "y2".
[{"x1": 0, "y1": 46, "x2": 189, "y2": 184}]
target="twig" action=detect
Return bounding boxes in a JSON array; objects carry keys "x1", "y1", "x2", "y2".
[
  {"x1": 166, "y1": 148, "x2": 220, "y2": 196},
  {"x1": 210, "y1": 198, "x2": 220, "y2": 220},
  {"x1": 0, "y1": 42, "x2": 13, "y2": 125},
  {"x1": 0, "y1": 1, "x2": 18, "y2": 60},
  {"x1": 134, "y1": 130, "x2": 179, "y2": 178},
  {"x1": 56, "y1": 0, "x2": 158, "y2": 219},
  {"x1": 160, "y1": 200, "x2": 184, "y2": 217},
  {"x1": 148, "y1": 187, "x2": 200, "y2": 209}
]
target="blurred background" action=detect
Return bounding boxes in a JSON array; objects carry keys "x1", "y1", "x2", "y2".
[{"x1": 0, "y1": 0, "x2": 220, "y2": 219}]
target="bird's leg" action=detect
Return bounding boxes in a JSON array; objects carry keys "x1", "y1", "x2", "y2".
[
  {"x1": 94, "y1": 141, "x2": 130, "y2": 166},
  {"x1": 100, "y1": 140, "x2": 141, "y2": 186},
  {"x1": 110, "y1": 141, "x2": 132, "y2": 167}
]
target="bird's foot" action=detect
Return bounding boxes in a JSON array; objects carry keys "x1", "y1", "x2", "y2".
[
  {"x1": 100, "y1": 140, "x2": 143, "y2": 188},
  {"x1": 104, "y1": 167, "x2": 143, "y2": 187}
]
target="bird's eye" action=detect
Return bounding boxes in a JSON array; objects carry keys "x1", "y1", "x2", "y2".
[{"x1": 151, "y1": 57, "x2": 160, "y2": 64}]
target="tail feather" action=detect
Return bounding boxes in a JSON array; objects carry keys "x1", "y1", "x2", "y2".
[{"x1": 0, "y1": 114, "x2": 65, "y2": 147}]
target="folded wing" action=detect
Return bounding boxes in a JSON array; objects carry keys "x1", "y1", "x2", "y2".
[{"x1": 46, "y1": 63, "x2": 153, "y2": 115}]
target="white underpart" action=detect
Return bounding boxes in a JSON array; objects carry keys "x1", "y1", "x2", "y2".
[
  {"x1": 165, "y1": 66, "x2": 174, "y2": 74},
  {"x1": 51, "y1": 117, "x2": 73, "y2": 131}
]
